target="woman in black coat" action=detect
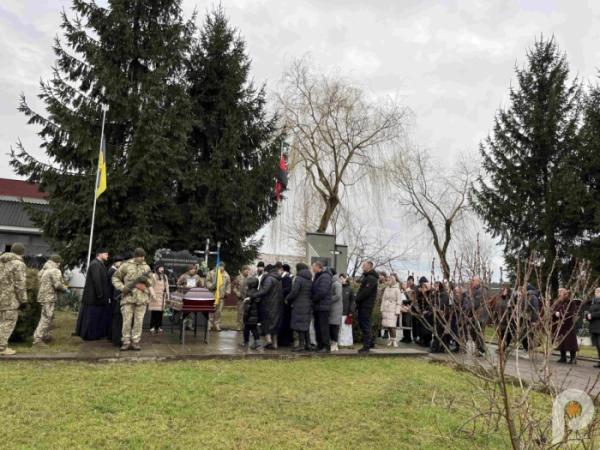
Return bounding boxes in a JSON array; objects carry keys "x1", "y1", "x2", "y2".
[
  {"x1": 285, "y1": 263, "x2": 313, "y2": 351},
  {"x1": 241, "y1": 277, "x2": 261, "y2": 349},
  {"x1": 249, "y1": 265, "x2": 284, "y2": 349},
  {"x1": 553, "y1": 288, "x2": 580, "y2": 364}
]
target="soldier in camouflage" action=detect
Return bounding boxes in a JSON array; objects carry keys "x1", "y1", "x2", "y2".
[
  {"x1": 33, "y1": 255, "x2": 67, "y2": 346},
  {"x1": 0, "y1": 243, "x2": 27, "y2": 356},
  {"x1": 233, "y1": 265, "x2": 251, "y2": 331},
  {"x1": 112, "y1": 248, "x2": 153, "y2": 351}
]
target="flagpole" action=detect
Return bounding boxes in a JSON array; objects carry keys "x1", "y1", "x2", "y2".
[{"x1": 86, "y1": 104, "x2": 109, "y2": 272}]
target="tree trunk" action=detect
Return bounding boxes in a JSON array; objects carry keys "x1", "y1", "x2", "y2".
[{"x1": 317, "y1": 197, "x2": 339, "y2": 233}]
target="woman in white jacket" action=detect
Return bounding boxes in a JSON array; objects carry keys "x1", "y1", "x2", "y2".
[{"x1": 380, "y1": 274, "x2": 402, "y2": 347}]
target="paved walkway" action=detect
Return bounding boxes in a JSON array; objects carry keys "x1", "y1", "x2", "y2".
[
  {"x1": 2, "y1": 329, "x2": 427, "y2": 361},
  {"x1": 428, "y1": 345, "x2": 600, "y2": 396}
]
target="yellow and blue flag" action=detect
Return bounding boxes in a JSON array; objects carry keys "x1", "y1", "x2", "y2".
[
  {"x1": 215, "y1": 254, "x2": 223, "y2": 306},
  {"x1": 95, "y1": 135, "x2": 107, "y2": 199}
]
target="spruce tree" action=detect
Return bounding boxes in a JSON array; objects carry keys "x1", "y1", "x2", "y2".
[
  {"x1": 575, "y1": 82, "x2": 600, "y2": 271},
  {"x1": 11, "y1": 0, "x2": 194, "y2": 266},
  {"x1": 176, "y1": 8, "x2": 283, "y2": 269},
  {"x1": 472, "y1": 37, "x2": 583, "y2": 290}
]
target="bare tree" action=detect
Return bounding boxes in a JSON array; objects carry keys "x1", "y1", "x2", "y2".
[
  {"x1": 452, "y1": 217, "x2": 499, "y2": 284},
  {"x1": 392, "y1": 148, "x2": 476, "y2": 280},
  {"x1": 338, "y1": 207, "x2": 413, "y2": 276},
  {"x1": 414, "y1": 257, "x2": 600, "y2": 449},
  {"x1": 278, "y1": 57, "x2": 408, "y2": 233}
]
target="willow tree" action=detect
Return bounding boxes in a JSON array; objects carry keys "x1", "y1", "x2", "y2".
[{"x1": 278, "y1": 58, "x2": 408, "y2": 233}]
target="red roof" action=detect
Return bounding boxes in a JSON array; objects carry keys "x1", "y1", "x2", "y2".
[{"x1": 0, "y1": 178, "x2": 47, "y2": 199}]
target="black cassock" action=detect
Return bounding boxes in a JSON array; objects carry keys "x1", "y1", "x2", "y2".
[
  {"x1": 75, "y1": 258, "x2": 112, "y2": 340},
  {"x1": 107, "y1": 265, "x2": 123, "y2": 346}
]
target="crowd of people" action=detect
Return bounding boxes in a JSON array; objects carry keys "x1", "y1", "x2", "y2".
[{"x1": 0, "y1": 241, "x2": 596, "y2": 363}]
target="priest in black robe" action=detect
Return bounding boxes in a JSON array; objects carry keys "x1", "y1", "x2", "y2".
[{"x1": 75, "y1": 248, "x2": 111, "y2": 340}]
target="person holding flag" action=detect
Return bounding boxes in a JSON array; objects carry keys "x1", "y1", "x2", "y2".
[{"x1": 206, "y1": 259, "x2": 231, "y2": 332}]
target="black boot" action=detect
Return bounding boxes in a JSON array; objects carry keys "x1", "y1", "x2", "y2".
[
  {"x1": 558, "y1": 351, "x2": 567, "y2": 363},
  {"x1": 293, "y1": 332, "x2": 306, "y2": 352},
  {"x1": 569, "y1": 352, "x2": 577, "y2": 365}
]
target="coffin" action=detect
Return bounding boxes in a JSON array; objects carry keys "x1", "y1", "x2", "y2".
[{"x1": 169, "y1": 287, "x2": 215, "y2": 313}]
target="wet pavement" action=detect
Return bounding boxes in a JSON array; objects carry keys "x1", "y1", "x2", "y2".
[{"x1": 2, "y1": 329, "x2": 429, "y2": 361}]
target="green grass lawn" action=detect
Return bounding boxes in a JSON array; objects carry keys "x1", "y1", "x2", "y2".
[{"x1": 0, "y1": 358, "x2": 523, "y2": 449}]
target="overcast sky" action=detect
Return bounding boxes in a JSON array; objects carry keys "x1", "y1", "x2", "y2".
[
  {"x1": 1, "y1": 0, "x2": 599, "y2": 273},
  {"x1": 2, "y1": 0, "x2": 600, "y2": 178}
]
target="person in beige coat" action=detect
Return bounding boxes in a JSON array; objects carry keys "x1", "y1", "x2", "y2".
[
  {"x1": 149, "y1": 264, "x2": 170, "y2": 334},
  {"x1": 380, "y1": 274, "x2": 402, "y2": 347}
]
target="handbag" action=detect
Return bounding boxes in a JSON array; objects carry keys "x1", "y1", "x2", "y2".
[{"x1": 344, "y1": 314, "x2": 353, "y2": 325}]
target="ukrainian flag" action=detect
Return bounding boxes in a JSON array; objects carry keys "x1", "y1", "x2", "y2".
[
  {"x1": 215, "y1": 255, "x2": 223, "y2": 306},
  {"x1": 95, "y1": 135, "x2": 107, "y2": 199}
]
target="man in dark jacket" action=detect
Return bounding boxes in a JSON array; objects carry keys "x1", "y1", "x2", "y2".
[
  {"x1": 355, "y1": 261, "x2": 379, "y2": 353},
  {"x1": 519, "y1": 284, "x2": 540, "y2": 351},
  {"x1": 75, "y1": 248, "x2": 111, "y2": 340},
  {"x1": 249, "y1": 262, "x2": 284, "y2": 349},
  {"x1": 311, "y1": 261, "x2": 333, "y2": 353},
  {"x1": 586, "y1": 287, "x2": 600, "y2": 368}
]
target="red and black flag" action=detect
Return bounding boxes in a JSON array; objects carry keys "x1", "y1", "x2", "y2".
[{"x1": 275, "y1": 153, "x2": 288, "y2": 202}]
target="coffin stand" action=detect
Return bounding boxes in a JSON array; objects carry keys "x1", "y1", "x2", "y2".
[{"x1": 169, "y1": 287, "x2": 215, "y2": 344}]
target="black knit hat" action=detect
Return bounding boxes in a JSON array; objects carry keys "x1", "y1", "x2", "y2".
[{"x1": 418, "y1": 276, "x2": 428, "y2": 285}]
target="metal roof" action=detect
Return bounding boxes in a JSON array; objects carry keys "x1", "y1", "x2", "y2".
[{"x1": 0, "y1": 199, "x2": 49, "y2": 229}]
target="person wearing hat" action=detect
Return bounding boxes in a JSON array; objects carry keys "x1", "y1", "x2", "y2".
[
  {"x1": 412, "y1": 276, "x2": 433, "y2": 347},
  {"x1": 255, "y1": 261, "x2": 266, "y2": 288},
  {"x1": 33, "y1": 255, "x2": 67, "y2": 346},
  {"x1": 0, "y1": 242, "x2": 27, "y2": 356},
  {"x1": 112, "y1": 248, "x2": 153, "y2": 351},
  {"x1": 75, "y1": 247, "x2": 111, "y2": 341}
]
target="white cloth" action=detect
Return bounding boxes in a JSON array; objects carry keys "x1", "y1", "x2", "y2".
[
  {"x1": 309, "y1": 319, "x2": 317, "y2": 346},
  {"x1": 339, "y1": 315, "x2": 353, "y2": 346}
]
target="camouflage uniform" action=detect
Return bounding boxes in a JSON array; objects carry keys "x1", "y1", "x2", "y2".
[
  {"x1": 33, "y1": 260, "x2": 66, "y2": 343},
  {"x1": 233, "y1": 273, "x2": 250, "y2": 331},
  {"x1": 112, "y1": 259, "x2": 153, "y2": 345},
  {"x1": 177, "y1": 273, "x2": 204, "y2": 289},
  {"x1": 0, "y1": 252, "x2": 27, "y2": 351},
  {"x1": 206, "y1": 268, "x2": 231, "y2": 330}
]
